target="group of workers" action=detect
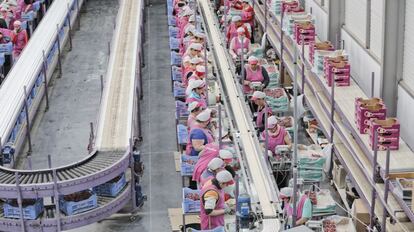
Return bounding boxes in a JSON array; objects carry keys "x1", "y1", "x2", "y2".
[
  {"x1": 173, "y1": 0, "x2": 238, "y2": 230},
  {"x1": 173, "y1": 0, "x2": 312, "y2": 229}
]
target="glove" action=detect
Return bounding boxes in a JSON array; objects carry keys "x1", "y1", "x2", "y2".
[
  {"x1": 267, "y1": 150, "x2": 273, "y2": 158},
  {"x1": 224, "y1": 204, "x2": 232, "y2": 214}
]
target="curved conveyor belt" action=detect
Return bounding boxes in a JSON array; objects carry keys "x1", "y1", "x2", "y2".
[{"x1": 0, "y1": 0, "x2": 144, "y2": 230}]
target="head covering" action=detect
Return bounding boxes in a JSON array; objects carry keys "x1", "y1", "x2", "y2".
[
  {"x1": 237, "y1": 27, "x2": 245, "y2": 34},
  {"x1": 216, "y1": 170, "x2": 234, "y2": 184},
  {"x1": 13, "y1": 20, "x2": 21, "y2": 26},
  {"x1": 242, "y1": 0, "x2": 250, "y2": 2},
  {"x1": 267, "y1": 116, "x2": 278, "y2": 128},
  {"x1": 196, "y1": 109, "x2": 212, "y2": 122},
  {"x1": 248, "y1": 56, "x2": 259, "y2": 64},
  {"x1": 219, "y1": 149, "x2": 233, "y2": 163},
  {"x1": 188, "y1": 101, "x2": 203, "y2": 112},
  {"x1": 208, "y1": 158, "x2": 224, "y2": 171},
  {"x1": 185, "y1": 24, "x2": 196, "y2": 35},
  {"x1": 189, "y1": 15, "x2": 195, "y2": 22},
  {"x1": 186, "y1": 79, "x2": 205, "y2": 95},
  {"x1": 251, "y1": 91, "x2": 266, "y2": 100},
  {"x1": 280, "y1": 187, "x2": 293, "y2": 198},
  {"x1": 190, "y1": 57, "x2": 203, "y2": 65},
  {"x1": 190, "y1": 43, "x2": 202, "y2": 51},
  {"x1": 196, "y1": 65, "x2": 206, "y2": 73},
  {"x1": 183, "y1": 56, "x2": 191, "y2": 64},
  {"x1": 195, "y1": 31, "x2": 205, "y2": 39},
  {"x1": 232, "y1": 15, "x2": 242, "y2": 22}
]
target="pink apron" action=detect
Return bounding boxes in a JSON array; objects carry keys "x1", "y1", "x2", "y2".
[
  {"x1": 256, "y1": 105, "x2": 272, "y2": 128},
  {"x1": 241, "y1": 6, "x2": 254, "y2": 28},
  {"x1": 186, "y1": 124, "x2": 214, "y2": 155},
  {"x1": 261, "y1": 127, "x2": 288, "y2": 155},
  {"x1": 226, "y1": 23, "x2": 238, "y2": 43},
  {"x1": 285, "y1": 194, "x2": 308, "y2": 221},
  {"x1": 187, "y1": 114, "x2": 197, "y2": 131},
  {"x1": 232, "y1": 37, "x2": 250, "y2": 56},
  {"x1": 243, "y1": 64, "x2": 264, "y2": 93},
  {"x1": 192, "y1": 143, "x2": 220, "y2": 182},
  {"x1": 200, "y1": 181, "x2": 225, "y2": 230}
]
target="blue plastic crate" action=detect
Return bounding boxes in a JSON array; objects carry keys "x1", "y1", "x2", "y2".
[
  {"x1": 173, "y1": 82, "x2": 186, "y2": 98},
  {"x1": 93, "y1": 173, "x2": 126, "y2": 197},
  {"x1": 177, "y1": 124, "x2": 188, "y2": 145},
  {"x1": 3, "y1": 199, "x2": 44, "y2": 220},
  {"x1": 21, "y1": 21, "x2": 28, "y2": 30},
  {"x1": 169, "y1": 26, "x2": 179, "y2": 38},
  {"x1": 181, "y1": 155, "x2": 198, "y2": 176},
  {"x1": 170, "y1": 51, "x2": 182, "y2": 66},
  {"x1": 0, "y1": 53, "x2": 5, "y2": 66},
  {"x1": 33, "y1": 1, "x2": 41, "y2": 11},
  {"x1": 0, "y1": 42, "x2": 13, "y2": 54},
  {"x1": 171, "y1": 66, "x2": 182, "y2": 82},
  {"x1": 59, "y1": 191, "x2": 98, "y2": 216},
  {"x1": 35, "y1": 74, "x2": 43, "y2": 87},
  {"x1": 175, "y1": 100, "x2": 188, "y2": 119},
  {"x1": 182, "y1": 188, "x2": 201, "y2": 213},
  {"x1": 169, "y1": 37, "x2": 180, "y2": 50},
  {"x1": 168, "y1": 15, "x2": 176, "y2": 26}
]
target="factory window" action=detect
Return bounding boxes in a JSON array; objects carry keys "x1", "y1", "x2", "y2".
[
  {"x1": 369, "y1": 0, "x2": 384, "y2": 60},
  {"x1": 403, "y1": 0, "x2": 414, "y2": 90},
  {"x1": 344, "y1": 0, "x2": 368, "y2": 46}
]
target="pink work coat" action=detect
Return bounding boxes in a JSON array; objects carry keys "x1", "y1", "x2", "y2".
[
  {"x1": 243, "y1": 64, "x2": 264, "y2": 93},
  {"x1": 185, "y1": 124, "x2": 214, "y2": 156},
  {"x1": 256, "y1": 105, "x2": 272, "y2": 128},
  {"x1": 192, "y1": 143, "x2": 220, "y2": 182},
  {"x1": 285, "y1": 194, "x2": 308, "y2": 220},
  {"x1": 12, "y1": 28, "x2": 27, "y2": 57},
  {"x1": 261, "y1": 126, "x2": 288, "y2": 155},
  {"x1": 200, "y1": 181, "x2": 225, "y2": 230},
  {"x1": 231, "y1": 37, "x2": 250, "y2": 56}
]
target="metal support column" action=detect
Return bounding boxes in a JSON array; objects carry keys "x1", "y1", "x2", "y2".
[
  {"x1": 369, "y1": 131, "x2": 379, "y2": 230},
  {"x1": 42, "y1": 50, "x2": 50, "y2": 111},
  {"x1": 56, "y1": 24, "x2": 63, "y2": 77},
  {"x1": 280, "y1": 10, "x2": 285, "y2": 85},
  {"x1": 23, "y1": 86, "x2": 32, "y2": 155},
  {"x1": 327, "y1": 0, "x2": 344, "y2": 44},
  {"x1": 380, "y1": 0, "x2": 405, "y2": 116},
  {"x1": 292, "y1": 44, "x2": 299, "y2": 228},
  {"x1": 67, "y1": 4, "x2": 73, "y2": 51},
  {"x1": 381, "y1": 148, "x2": 391, "y2": 231}
]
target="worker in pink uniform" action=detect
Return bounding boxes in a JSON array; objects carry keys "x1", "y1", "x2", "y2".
[
  {"x1": 240, "y1": 0, "x2": 254, "y2": 29},
  {"x1": 182, "y1": 42, "x2": 202, "y2": 63},
  {"x1": 242, "y1": 56, "x2": 269, "y2": 94},
  {"x1": 186, "y1": 79, "x2": 207, "y2": 108},
  {"x1": 11, "y1": 20, "x2": 27, "y2": 59},
  {"x1": 192, "y1": 143, "x2": 220, "y2": 183},
  {"x1": 199, "y1": 157, "x2": 224, "y2": 188},
  {"x1": 180, "y1": 24, "x2": 196, "y2": 54},
  {"x1": 186, "y1": 109, "x2": 215, "y2": 156},
  {"x1": 229, "y1": 27, "x2": 251, "y2": 61},
  {"x1": 187, "y1": 101, "x2": 204, "y2": 130},
  {"x1": 280, "y1": 187, "x2": 312, "y2": 228},
  {"x1": 182, "y1": 57, "x2": 203, "y2": 86},
  {"x1": 181, "y1": 14, "x2": 195, "y2": 39},
  {"x1": 261, "y1": 116, "x2": 292, "y2": 156},
  {"x1": 226, "y1": 16, "x2": 250, "y2": 45},
  {"x1": 250, "y1": 91, "x2": 272, "y2": 133},
  {"x1": 188, "y1": 65, "x2": 205, "y2": 83},
  {"x1": 200, "y1": 170, "x2": 234, "y2": 230}
]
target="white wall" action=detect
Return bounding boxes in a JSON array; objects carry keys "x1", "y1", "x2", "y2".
[
  {"x1": 341, "y1": 29, "x2": 381, "y2": 97},
  {"x1": 397, "y1": 86, "x2": 414, "y2": 150},
  {"x1": 305, "y1": 0, "x2": 328, "y2": 41}
]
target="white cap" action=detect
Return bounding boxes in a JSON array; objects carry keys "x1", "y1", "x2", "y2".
[
  {"x1": 196, "y1": 109, "x2": 212, "y2": 122},
  {"x1": 248, "y1": 56, "x2": 259, "y2": 64},
  {"x1": 189, "y1": 15, "x2": 195, "y2": 22},
  {"x1": 237, "y1": 27, "x2": 245, "y2": 33},
  {"x1": 195, "y1": 31, "x2": 205, "y2": 38},
  {"x1": 208, "y1": 158, "x2": 224, "y2": 171},
  {"x1": 183, "y1": 56, "x2": 191, "y2": 64},
  {"x1": 188, "y1": 101, "x2": 201, "y2": 112},
  {"x1": 232, "y1": 16, "x2": 242, "y2": 22},
  {"x1": 280, "y1": 187, "x2": 293, "y2": 198},
  {"x1": 242, "y1": 0, "x2": 250, "y2": 2},
  {"x1": 190, "y1": 43, "x2": 203, "y2": 51},
  {"x1": 196, "y1": 65, "x2": 206, "y2": 73},
  {"x1": 216, "y1": 170, "x2": 234, "y2": 184},
  {"x1": 190, "y1": 79, "x2": 205, "y2": 89},
  {"x1": 219, "y1": 149, "x2": 233, "y2": 159},
  {"x1": 267, "y1": 116, "x2": 278, "y2": 128},
  {"x1": 185, "y1": 25, "x2": 196, "y2": 34},
  {"x1": 14, "y1": 20, "x2": 21, "y2": 26},
  {"x1": 190, "y1": 57, "x2": 202, "y2": 64},
  {"x1": 251, "y1": 91, "x2": 266, "y2": 100}
]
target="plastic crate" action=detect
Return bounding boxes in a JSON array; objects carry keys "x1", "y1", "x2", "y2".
[
  {"x1": 188, "y1": 227, "x2": 225, "y2": 232},
  {"x1": 22, "y1": 11, "x2": 35, "y2": 21},
  {"x1": 59, "y1": 191, "x2": 98, "y2": 215},
  {"x1": 171, "y1": 66, "x2": 182, "y2": 82},
  {"x1": 177, "y1": 124, "x2": 188, "y2": 145},
  {"x1": 182, "y1": 187, "x2": 201, "y2": 213},
  {"x1": 181, "y1": 155, "x2": 199, "y2": 176},
  {"x1": 171, "y1": 52, "x2": 182, "y2": 66},
  {"x1": 93, "y1": 173, "x2": 126, "y2": 197},
  {"x1": 169, "y1": 26, "x2": 179, "y2": 38},
  {"x1": 169, "y1": 37, "x2": 180, "y2": 50},
  {"x1": 173, "y1": 81, "x2": 186, "y2": 98},
  {"x1": 175, "y1": 100, "x2": 189, "y2": 119},
  {"x1": 3, "y1": 199, "x2": 44, "y2": 220},
  {"x1": 0, "y1": 42, "x2": 13, "y2": 54},
  {"x1": 168, "y1": 15, "x2": 176, "y2": 26}
]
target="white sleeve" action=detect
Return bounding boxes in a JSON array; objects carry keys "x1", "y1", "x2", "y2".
[{"x1": 204, "y1": 196, "x2": 217, "y2": 210}]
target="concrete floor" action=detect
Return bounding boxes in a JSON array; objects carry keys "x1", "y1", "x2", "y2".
[{"x1": 17, "y1": 0, "x2": 119, "y2": 170}]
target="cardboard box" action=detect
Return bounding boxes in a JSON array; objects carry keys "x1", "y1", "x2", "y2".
[
  {"x1": 333, "y1": 160, "x2": 346, "y2": 189},
  {"x1": 351, "y1": 199, "x2": 370, "y2": 232}
]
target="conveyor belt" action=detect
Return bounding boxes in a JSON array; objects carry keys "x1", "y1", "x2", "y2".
[{"x1": 198, "y1": 1, "x2": 281, "y2": 230}]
